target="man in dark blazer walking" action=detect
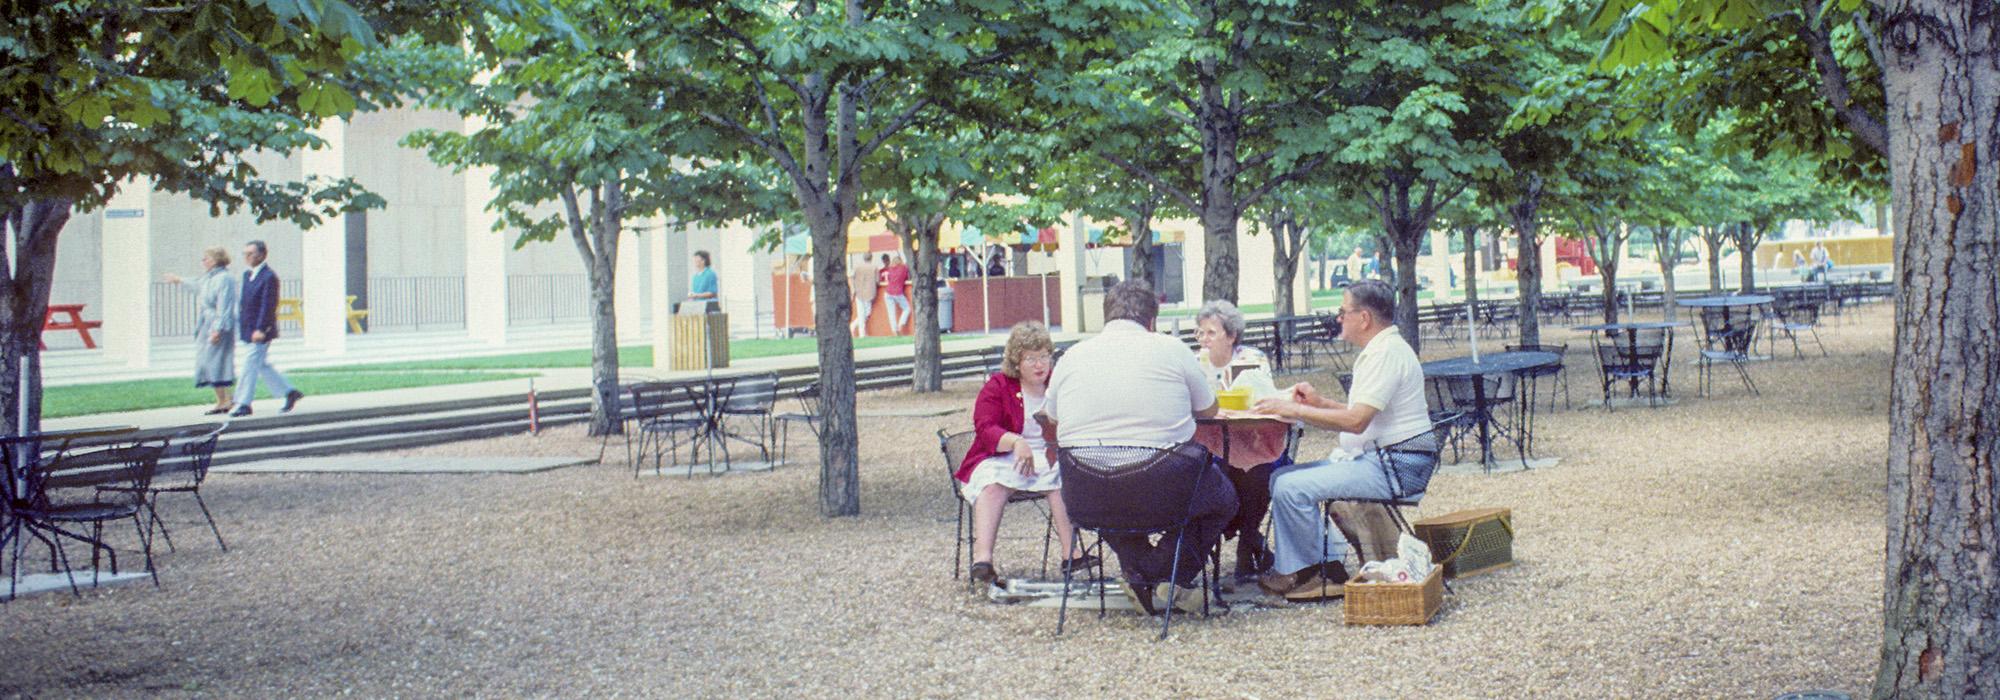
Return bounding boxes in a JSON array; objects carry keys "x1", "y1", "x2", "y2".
[{"x1": 232, "y1": 240, "x2": 304, "y2": 417}]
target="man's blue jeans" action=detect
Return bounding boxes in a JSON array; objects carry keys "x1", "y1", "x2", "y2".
[
  {"x1": 1267, "y1": 451, "x2": 1437, "y2": 574},
  {"x1": 235, "y1": 341, "x2": 295, "y2": 409}
]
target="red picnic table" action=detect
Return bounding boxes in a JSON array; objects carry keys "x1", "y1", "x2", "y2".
[{"x1": 40, "y1": 304, "x2": 102, "y2": 350}]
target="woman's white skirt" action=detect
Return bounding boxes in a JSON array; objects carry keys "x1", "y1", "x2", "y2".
[{"x1": 959, "y1": 454, "x2": 1062, "y2": 503}]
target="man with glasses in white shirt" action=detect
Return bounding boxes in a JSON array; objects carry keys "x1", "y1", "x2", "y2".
[{"x1": 1251, "y1": 280, "x2": 1437, "y2": 599}]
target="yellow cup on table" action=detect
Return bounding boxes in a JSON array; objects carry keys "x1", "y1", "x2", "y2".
[{"x1": 1216, "y1": 387, "x2": 1251, "y2": 411}]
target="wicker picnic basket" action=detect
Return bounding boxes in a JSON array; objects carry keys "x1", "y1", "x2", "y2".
[
  {"x1": 1413, "y1": 507, "x2": 1515, "y2": 580},
  {"x1": 1343, "y1": 566, "x2": 1444, "y2": 626}
]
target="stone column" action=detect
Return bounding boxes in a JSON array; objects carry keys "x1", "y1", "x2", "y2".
[
  {"x1": 1428, "y1": 225, "x2": 1452, "y2": 300},
  {"x1": 1238, "y1": 222, "x2": 1277, "y2": 310},
  {"x1": 99, "y1": 182, "x2": 155, "y2": 368},
  {"x1": 615, "y1": 227, "x2": 642, "y2": 343},
  {"x1": 1540, "y1": 235, "x2": 1561, "y2": 290},
  {"x1": 462, "y1": 113, "x2": 509, "y2": 345},
  {"x1": 300, "y1": 119, "x2": 349, "y2": 354}
]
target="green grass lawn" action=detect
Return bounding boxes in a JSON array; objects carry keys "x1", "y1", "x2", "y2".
[
  {"x1": 44, "y1": 371, "x2": 534, "y2": 419},
  {"x1": 48, "y1": 332, "x2": 1000, "y2": 418},
  {"x1": 313, "y1": 334, "x2": 983, "y2": 371}
]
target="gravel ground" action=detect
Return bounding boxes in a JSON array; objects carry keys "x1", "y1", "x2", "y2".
[{"x1": 1, "y1": 304, "x2": 1892, "y2": 698}]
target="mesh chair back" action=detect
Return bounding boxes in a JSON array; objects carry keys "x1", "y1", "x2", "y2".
[
  {"x1": 1782, "y1": 300, "x2": 1822, "y2": 327},
  {"x1": 1697, "y1": 307, "x2": 1753, "y2": 353},
  {"x1": 1433, "y1": 374, "x2": 1513, "y2": 411},
  {"x1": 1505, "y1": 343, "x2": 1567, "y2": 380},
  {"x1": 939, "y1": 429, "x2": 977, "y2": 486},
  {"x1": 780, "y1": 382, "x2": 821, "y2": 420},
  {"x1": 1374, "y1": 415, "x2": 1458, "y2": 500},
  {"x1": 722, "y1": 372, "x2": 780, "y2": 415},
  {"x1": 155, "y1": 427, "x2": 223, "y2": 491},
  {"x1": 32, "y1": 443, "x2": 164, "y2": 512},
  {"x1": 629, "y1": 382, "x2": 672, "y2": 420},
  {"x1": 1057, "y1": 442, "x2": 1212, "y2": 532}
]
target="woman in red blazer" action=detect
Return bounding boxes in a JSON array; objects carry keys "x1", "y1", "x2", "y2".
[{"x1": 958, "y1": 322, "x2": 1092, "y2": 585}]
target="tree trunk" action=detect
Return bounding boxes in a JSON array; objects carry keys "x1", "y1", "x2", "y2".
[
  {"x1": 1702, "y1": 228, "x2": 1726, "y2": 292},
  {"x1": 1737, "y1": 224, "x2": 1759, "y2": 293},
  {"x1": 1510, "y1": 176, "x2": 1544, "y2": 345},
  {"x1": 585, "y1": 247, "x2": 620, "y2": 436},
  {"x1": 1654, "y1": 225, "x2": 1681, "y2": 323},
  {"x1": 1271, "y1": 210, "x2": 1305, "y2": 318},
  {"x1": 1127, "y1": 197, "x2": 1158, "y2": 285},
  {"x1": 1591, "y1": 221, "x2": 1623, "y2": 324},
  {"x1": 1201, "y1": 202, "x2": 1240, "y2": 305},
  {"x1": 1389, "y1": 232, "x2": 1423, "y2": 351},
  {"x1": 0, "y1": 198, "x2": 66, "y2": 438},
  {"x1": 1197, "y1": 86, "x2": 1243, "y2": 305},
  {"x1": 1872, "y1": 3, "x2": 2000, "y2": 695},
  {"x1": 1384, "y1": 219, "x2": 1432, "y2": 352},
  {"x1": 899, "y1": 215, "x2": 944, "y2": 393},
  {"x1": 806, "y1": 204, "x2": 860, "y2": 516},
  {"x1": 560, "y1": 184, "x2": 624, "y2": 438}
]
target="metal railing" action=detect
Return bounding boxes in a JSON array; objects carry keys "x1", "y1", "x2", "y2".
[
  {"x1": 365, "y1": 275, "x2": 465, "y2": 331},
  {"x1": 507, "y1": 273, "x2": 589, "y2": 325},
  {"x1": 151, "y1": 281, "x2": 196, "y2": 338}
]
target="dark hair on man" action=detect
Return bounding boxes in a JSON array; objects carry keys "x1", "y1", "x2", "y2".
[
  {"x1": 880, "y1": 253, "x2": 891, "y2": 265},
  {"x1": 693, "y1": 250, "x2": 711, "y2": 266},
  {"x1": 245, "y1": 240, "x2": 268, "y2": 256},
  {"x1": 1345, "y1": 279, "x2": 1396, "y2": 324},
  {"x1": 1104, "y1": 279, "x2": 1159, "y2": 326}
]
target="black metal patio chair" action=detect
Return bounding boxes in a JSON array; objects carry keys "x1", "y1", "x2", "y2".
[
  {"x1": 938, "y1": 430, "x2": 1053, "y2": 586},
  {"x1": 627, "y1": 381, "x2": 707, "y2": 477},
  {"x1": 1320, "y1": 414, "x2": 1461, "y2": 570},
  {"x1": 102, "y1": 427, "x2": 228, "y2": 552},
  {"x1": 1593, "y1": 328, "x2": 1668, "y2": 409},
  {"x1": 1771, "y1": 299, "x2": 1828, "y2": 359},
  {"x1": 773, "y1": 381, "x2": 820, "y2": 464},
  {"x1": 719, "y1": 372, "x2": 781, "y2": 462},
  {"x1": 8, "y1": 442, "x2": 165, "y2": 598},
  {"x1": 1056, "y1": 441, "x2": 1222, "y2": 640},
  {"x1": 1695, "y1": 307, "x2": 1761, "y2": 397}
]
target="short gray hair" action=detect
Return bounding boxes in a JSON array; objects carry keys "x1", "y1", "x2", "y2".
[
  {"x1": 1104, "y1": 279, "x2": 1158, "y2": 326},
  {"x1": 1196, "y1": 300, "x2": 1246, "y2": 342},
  {"x1": 1346, "y1": 280, "x2": 1396, "y2": 324}
]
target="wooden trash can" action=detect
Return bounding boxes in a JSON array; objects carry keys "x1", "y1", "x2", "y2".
[{"x1": 670, "y1": 313, "x2": 730, "y2": 371}]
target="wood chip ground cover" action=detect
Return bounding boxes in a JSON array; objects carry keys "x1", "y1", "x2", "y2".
[{"x1": 0, "y1": 306, "x2": 1892, "y2": 697}]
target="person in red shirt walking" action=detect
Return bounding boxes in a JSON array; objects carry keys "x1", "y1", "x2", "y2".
[{"x1": 880, "y1": 253, "x2": 912, "y2": 334}]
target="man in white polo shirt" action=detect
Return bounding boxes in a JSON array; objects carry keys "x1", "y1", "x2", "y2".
[
  {"x1": 1251, "y1": 280, "x2": 1438, "y2": 598},
  {"x1": 1041, "y1": 280, "x2": 1234, "y2": 614}
]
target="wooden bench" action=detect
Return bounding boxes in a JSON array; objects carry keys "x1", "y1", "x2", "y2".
[
  {"x1": 276, "y1": 296, "x2": 369, "y2": 333},
  {"x1": 40, "y1": 304, "x2": 102, "y2": 350}
]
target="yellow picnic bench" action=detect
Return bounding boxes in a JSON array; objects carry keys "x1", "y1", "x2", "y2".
[{"x1": 276, "y1": 295, "x2": 369, "y2": 334}]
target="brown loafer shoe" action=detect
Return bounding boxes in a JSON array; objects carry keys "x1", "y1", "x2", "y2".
[
  {"x1": 1280, "y1": 571, "x2": 1344, "y2": 601},
  {"x1": 1258, "y1": 570, "x2": 1303, "y2": 597}
]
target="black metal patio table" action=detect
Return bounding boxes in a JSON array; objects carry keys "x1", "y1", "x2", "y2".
[
  {"x1": 672, "y1": 376, "x2": 741, "y2": 474},
  {"x1": 1421, "y1": 351, "x2": 1559, "y2": 471}
]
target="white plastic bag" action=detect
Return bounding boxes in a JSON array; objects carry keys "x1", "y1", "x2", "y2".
[{"x1": 1355, "y1": 533, "x2": 1436, "y2": 583}]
